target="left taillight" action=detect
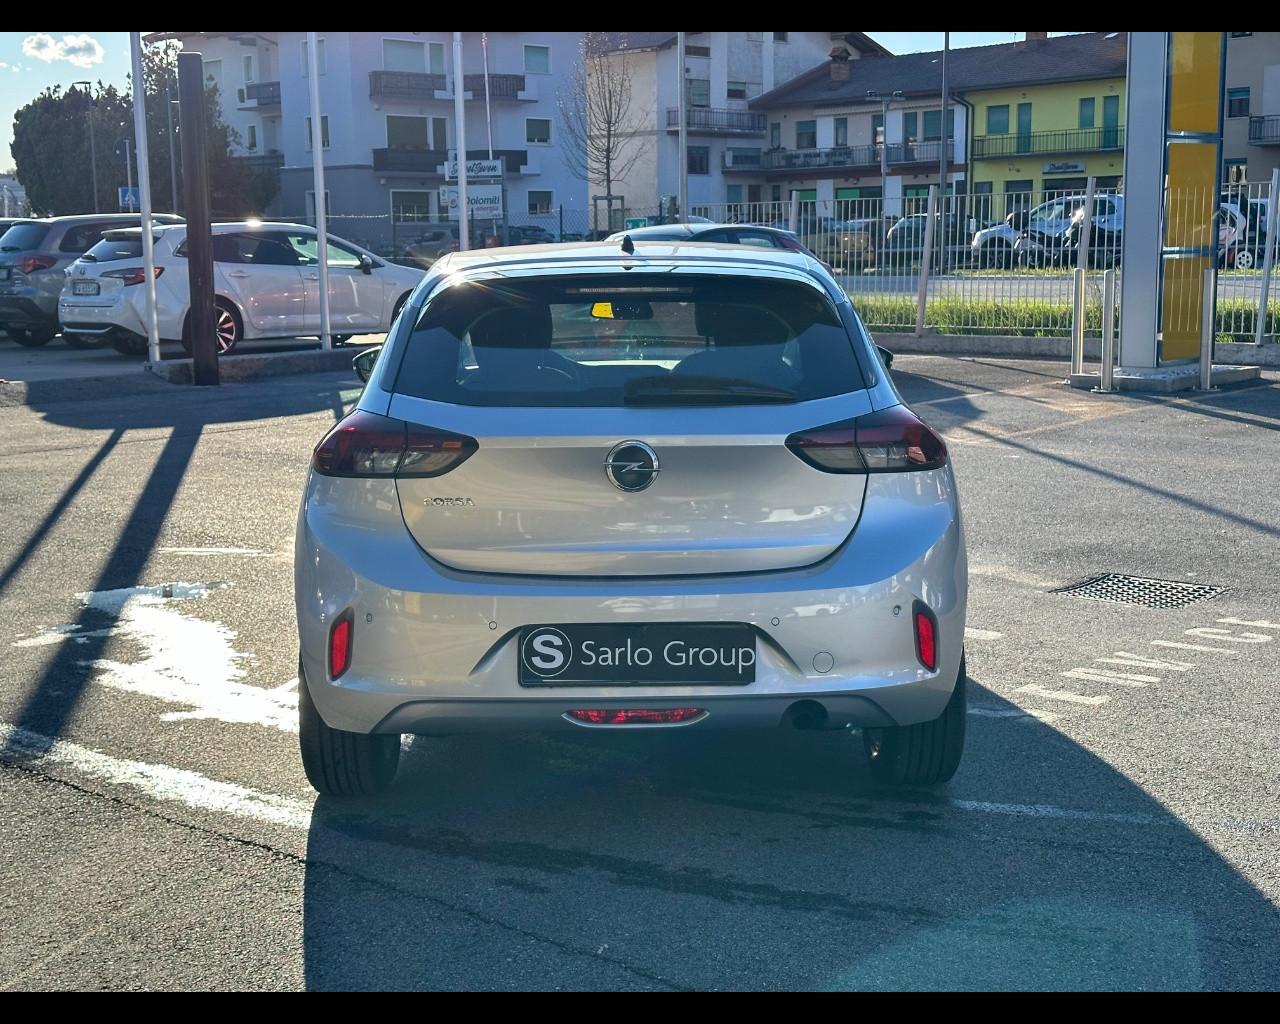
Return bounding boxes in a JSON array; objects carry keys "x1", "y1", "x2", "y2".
[
  {"x1": 312, "y1": 409, "x2": 478, "y2": 478},
  {"x1": 785, "y1": 405, "x2": 947, "y2": 474},
  {"x1": 19, "y1": 255, "x2": 57, "y2": 274},
  {"x1": 102, "y1": 266, "x2": 165, "y2": 286},
  {"x1": 329, "y1": 611, "x2": 353, "y2": 679}
]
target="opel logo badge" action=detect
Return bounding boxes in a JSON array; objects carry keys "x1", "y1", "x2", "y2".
[{"x1": 604, "y1": 440, "x2": 660, "y2": 492}]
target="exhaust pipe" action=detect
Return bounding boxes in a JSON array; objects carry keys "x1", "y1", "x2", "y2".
[{"x1": 784, "y1": 700, "x2": 829, "y2": 731}]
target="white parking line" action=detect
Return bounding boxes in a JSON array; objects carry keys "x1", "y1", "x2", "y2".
[
  {"x1": 158, "y1": 547, "x2": 268, "y2": 557},
  {"x1": 968, "y1": 705, "x2": 1061, "y2": 723},
  {"x1": 1061, "y1": 668, "x2": 1159, "y2": 687},
  {"x1": 1014, "y1": 683, "x2": 1110, "y2": 706},
  {"x1": 1151, "y1": 640, "x2": 1237, "y2": 655},
  {"x1": 964, "y1": 627, "x2": 1005, "y2": 641},
  {"x1": 0, "y1": 723, "x2": 311, "y2": 829}
]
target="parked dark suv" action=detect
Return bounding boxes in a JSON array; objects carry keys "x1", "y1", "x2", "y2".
[{"x1": 0, "y1": 213, "x2": 183, "y2": 347}]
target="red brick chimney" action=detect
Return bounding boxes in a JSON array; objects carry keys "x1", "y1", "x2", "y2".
[{"x1": 1025, "y1": 32, "x2": 1048, "y2": 41}]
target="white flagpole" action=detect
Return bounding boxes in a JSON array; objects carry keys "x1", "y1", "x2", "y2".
[
  {"x1": 482, "y1": 33, "x2": 494, "y2": 160},
  {"x1": 129, "y1": 32, "x2": 161, "y2": 365},
  {"x1": 453, "y1": 32, "x2": 469, "y2": 250},
  {"x1": 307, "y1": 32, "x2": 331, "y2": 349}
]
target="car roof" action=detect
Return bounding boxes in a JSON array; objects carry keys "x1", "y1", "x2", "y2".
[{"x1": 42, "y1": 212, "x2": 184, "y2": 225}]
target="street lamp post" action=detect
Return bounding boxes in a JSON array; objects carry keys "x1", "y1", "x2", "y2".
[
  {"x1": 867, "y1": 89, "x2": 904, "y2": 219},
  {"x1": 165, "y1": 83, "x2": 180, "y2": 214},
  {"x1": 74, "y1": 81, "x2": 99, "y2": 213}
]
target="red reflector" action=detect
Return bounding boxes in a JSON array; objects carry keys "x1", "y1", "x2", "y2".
[
  {"x1": 329, "y1": 615, "x2": 353, "y2": 679},
  {"x1": 19, "y1": 255, "x2": 57, "y2": 275},
  {"x1": 913, "y1": 603, "x2": 938, "y2": 671},
  {"x1": 568, "y1": 708, "x2": 704, "y2": 725}
]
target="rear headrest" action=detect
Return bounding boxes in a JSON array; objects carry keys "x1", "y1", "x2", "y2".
[
  {"x1": 468, "y1": 303, "x2": 553, "y2": 349},
  {"x1": 694, "y1": 302, "x2": 790, "y2": 346}
]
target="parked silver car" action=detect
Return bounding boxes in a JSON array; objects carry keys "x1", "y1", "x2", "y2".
[
  {"x1": 295, "y1": 239, "x2": 968, "y2": 797},
  {"x1": 0, "y1": 213, "x2": 182, "y2": 347}
]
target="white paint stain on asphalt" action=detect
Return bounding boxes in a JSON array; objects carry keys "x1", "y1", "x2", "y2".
[
  {"x1": 10, "y1": 583, "x2": 299, "y2": 733},
  {"x1": 964, "y1": 627, "x2": 1005, "y2": 641},
  {"x1": 0, "y1": 723, "x2": 311, "y2": 830}
]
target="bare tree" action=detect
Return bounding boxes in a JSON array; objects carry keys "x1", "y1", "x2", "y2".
[{"x1": 558, "y1": 32, "x2": 649, "y2": 225}]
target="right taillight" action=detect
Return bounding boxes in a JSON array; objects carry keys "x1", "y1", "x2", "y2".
[
  {"x1": 785, "y1": 405, "x2": 947, "y2": 474},
  {"x1": 913, "y1": 600, "x2": 938, "y2": 671},
  {"x1": 313, "y1": 409, "x2": 477, "y2": 478}
]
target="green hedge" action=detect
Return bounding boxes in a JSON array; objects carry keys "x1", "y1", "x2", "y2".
[{"x1": 851, "y1": 293, "x2": 1280, "y2": 339}]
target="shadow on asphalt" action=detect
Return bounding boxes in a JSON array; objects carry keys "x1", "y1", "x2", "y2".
[{"x1": 299, "y1": 677, "x2": 1280, "y2": 990}]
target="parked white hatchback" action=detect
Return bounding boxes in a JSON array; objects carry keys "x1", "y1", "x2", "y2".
[{"x1": 58, "y1": 221, "x2": 425, "y2": 356}]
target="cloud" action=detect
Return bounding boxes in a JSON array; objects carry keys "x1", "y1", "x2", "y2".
[{"x1": 21, "y1": 33, "x2": 105, "y2": 69}]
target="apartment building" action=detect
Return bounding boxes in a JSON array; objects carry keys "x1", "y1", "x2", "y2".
[
  {"x1": 746, "y1": 32, "x2": 1128, "y2": 220},
  {"x1": 1223, "y1": 32, "x2": 1280, "y2": 183},
  {"x1": 146, "y1": 32, "x2": 588, "y2": 251},
  {"x1": 590, "y1": 32, "x2": 889, "y2": 222}
]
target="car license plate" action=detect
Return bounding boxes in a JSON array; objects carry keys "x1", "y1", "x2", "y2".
[
  {"x1": 518, "y1": 623, "x2": 756, "y2": 686},
  {"x1": 72, "y1": 280, "x2": 99, "y2": 296}
]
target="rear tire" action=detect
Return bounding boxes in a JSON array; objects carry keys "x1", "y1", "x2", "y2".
[
  {"x1": 181, "y1": 298, "x2": 242, "y2": 356},
  {"x1": 298, "y1": 658, "x2": 400, "y2": 798},
  {"x1": 110, "y1": 332, "x2": 149, "y2": 357},
  {"x1": 863, "y1": 654, "x2": 967, "y2": 786},
  {"x1": 63, "y1": 331, "x2": 106, "y2": 350},
  {"x1": 9, "y1": 325, "x2": 57, "y2": 347}
]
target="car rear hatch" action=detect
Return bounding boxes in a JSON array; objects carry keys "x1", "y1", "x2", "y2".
[
  {"x1": 62, "y1": 230, "x2": 163, "y2": 306},
  {"x1": 371, "y1": 269, "x2": 880, "y2": 577},
  {"x1": 0, "y1": 221, "x2": 52, "y2": 291}
]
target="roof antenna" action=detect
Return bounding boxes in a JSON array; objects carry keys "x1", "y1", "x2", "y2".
[{"x1": 620, "y1": 234, "x2": 635, "y2": 255}]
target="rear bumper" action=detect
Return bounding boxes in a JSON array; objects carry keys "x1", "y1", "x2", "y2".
[
  {"x1": 296, "y1": 470, "x2": 968, "y2": 736},
  {"x1": 0, "y1": 296, "x2": 56, "y2": 328}
]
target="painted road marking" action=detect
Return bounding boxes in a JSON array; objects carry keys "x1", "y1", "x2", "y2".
[
  {"x1": 1014, "y1": 684, "x2": 1110, "y2": 706},
  {"x1": 1095, "y1": 653, "x2": 1193, "y2": 671},
  {"x1": 1061, "y1": 668, "x2": 1157, "y2": 687},
  {"x1": 1184, "y1": 627, "x2": 1273, "y2": 644},
  {"x1": 11, "y1": 583, "x2": 299, "y2": 733},
  {"x1": 964, "y1": 627, "x2": 1005, "y2": 641},
  {"x1": 968, "y1": 705, "x2": 1061, "y2": 723},
  {"x1": 158, "y1": 547, "x2": 268, "y2": 557},
  {"x1": 1216, "y1": 618, "x2": 1280, "y2": 630},
  {"x1": 1151, "y1": 640, "x2": 1237, "y2": 655},
  {"x1": 0, "y1": 723, "x2": 311, "y2": 829}
]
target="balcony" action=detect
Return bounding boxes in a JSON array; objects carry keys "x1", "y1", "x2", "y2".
[
  {"x1": 722, "y1": 149, "x2": 764, "y2": 170},
  {"x1": 1249, "y1": 115, "x2": 1280, "y2": 145},
  {"x1": 665, "y1": 107, "x2": 766, "y2": 136},
  {"x1": 971, "y1": 126, "x2": 1125, "y2": 159},
  {"x1": 369, "y1": 70, "x2": 448, "y2": 102},
  {"x1": 244, "y1": 81, "x2": 281, "y2": 107},
  {"x1": 371, "y1": 147, "x2": 531, "y2": 175},
  {"x1": 234, "y1": 151, "x2": 284, "y2": 174},
  {"x1": 463, "y1": 73, "x2": 528, "y2": 101},
  {"x1": 752, "y1": 141, "x2": 954, "y2": 175}
]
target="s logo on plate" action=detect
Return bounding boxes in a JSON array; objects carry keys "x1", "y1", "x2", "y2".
[{"x1": 521, "y1": 627, "x2": 572, "y2": 678}]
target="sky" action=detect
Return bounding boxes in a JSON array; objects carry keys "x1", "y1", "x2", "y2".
[{"x1": 0, "y1": 31, "x2": 1084, "y2": 173}]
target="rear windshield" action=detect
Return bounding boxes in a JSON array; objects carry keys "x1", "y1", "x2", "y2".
[
  {"x1": 81, "y1": 235, "x2": 153, "y2": 262},
  {"x1": 393, "y1": 275, "x2": 865, "y2": 407},
  {"x1": 0, "y1": 222, "x2": 50, "y2": 252}
]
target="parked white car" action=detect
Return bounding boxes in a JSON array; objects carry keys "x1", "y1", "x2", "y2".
[{"x1": 58, "y1": 221, "x2": 425, "y2": 356}]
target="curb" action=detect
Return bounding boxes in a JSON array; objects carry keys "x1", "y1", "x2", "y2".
[
  {"x1": 145, "y1": 348, "x2": 358, "y2": 384},
  {"x1": 874, "y1": 331, "x2": 1280, "y2": 367}
]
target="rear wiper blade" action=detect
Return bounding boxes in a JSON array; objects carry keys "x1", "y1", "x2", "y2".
[{"x1": 623, "y1": 374, "x2": 798, "y2": 405}]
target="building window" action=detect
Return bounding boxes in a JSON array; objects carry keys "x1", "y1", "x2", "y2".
[
  {"x1": 796, "y1": 120, "x2": 817, "y2": 149},
  {"x1": 1228, "y1": 88, "x2": 1251, "y2": 118},
  {"x1": 775, "y1": 32, "x2": 789, "y2": 43},
  {"x1": 872, "y1": 113, "x2": 884, "y2": 146},
  {"x1": 986, "y1": 104, "x2": 1009, "y2": 134},
  {"x1": 384, "y1": 39, "x2": 426, "y2": 73},
  {"x1": 771, "y1": 184, "x2": 781, "y2": 202},
  {"x1": 528, "y1": 190, "x2": 553, "y2": 215},
  {"x1": 304, "y1": 115, "x2": 330, "y2": 150},
  {"x1": 728, "y1": 81, "x2": 748, "y2": 100},
  {"x1": 392, "y1": 190, "x2": 435, "y2": 222},
  {"x1": 387, "y1": 115, "x2": 429, "y2": 149},
  {"x1": 243, "y1": 55, "x2": 255, "y2": 84},
  {"x1": 688, "y1": 146, "x2": 710, "y2": 174},
  {"x1": 726, "y1": 184, "x2": 744, "y2": 203},
  {"x1": 922, "y1": 109, "x2": 955, "y2": 141},
  {"x1": 1224, "y1": 158, "x2": 1248, "y2": 184},
  {"x1": 203, "y1": 59, "x2": 223, "y2": 94},
  {"x1": 686, "y1": 44, "x2": 711, "y2": 58},
  {"x1": 770, "y1": 122, "x2": 781, "y2": 148},
  {"x1": 431, "y1": 117, "x2": 448, "y2": 152},
  {"x1": 688, "y1": 78, "x2": 710, "y2": 109},
  {"x1": 429, "y1": 43, "x2": 446, "y2": 75},
  {"x1": 1230, "y1": 32, "x2": 1252, "y2": 38},
  {"x1": 246, "y1": 124, "x2": 257, "y2": 150},
  {"x1": 526, "y1": 118, "x2": 552, "y2": 145},
  {"x1": 1079, "y1": 97, "x2": 1095, "y2": 129},
  {"x1": 301, "y1": 38, "x2": 326, "y2": 76},
  {"x1": 524, "y1": 44, "x2": 551, "y2": 75},
  {"x1": 834, "y1": 117, "x2": 848, "y2": 146},
  {"x1": 972, "y1": 181, "x2": 994, "y2": 221}
]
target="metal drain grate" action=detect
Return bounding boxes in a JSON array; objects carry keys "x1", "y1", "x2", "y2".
[{"x1": 1050, "y1": 574, "x2": 1228, "y2": 609}]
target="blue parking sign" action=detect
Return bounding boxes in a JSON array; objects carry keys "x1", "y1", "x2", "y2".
[{"x1": 118, "y1": 186, "x2": 140, "y2": 211}]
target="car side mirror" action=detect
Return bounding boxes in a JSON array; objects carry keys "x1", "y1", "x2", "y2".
[
  {"x1": 352, "y1": 345, "x2": 381, "y2": 383},
  {"x1": 876, "y1": 345, "x2": 894, "y2": 369},
  {"x1": 358, "y1": 253, "x2": 374, "y2": 275}
]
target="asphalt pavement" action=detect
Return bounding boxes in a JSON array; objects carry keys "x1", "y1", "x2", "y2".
[{"x1": 1, "y1": 351, "x2": 1278, "y2": 990}]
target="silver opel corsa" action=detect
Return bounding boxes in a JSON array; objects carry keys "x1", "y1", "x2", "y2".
[{"x1": 295, "y1": 240, "x2": 967, "y2": 797}]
